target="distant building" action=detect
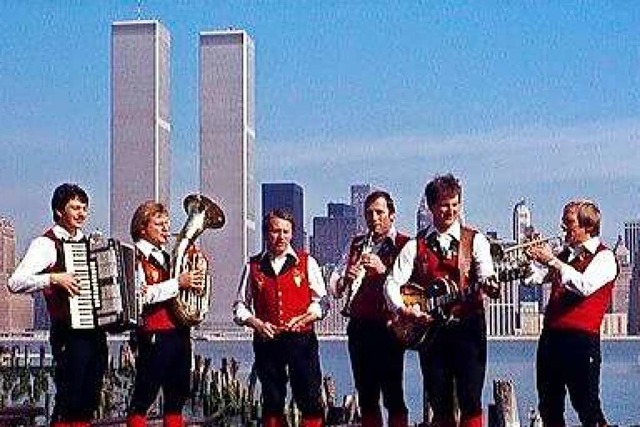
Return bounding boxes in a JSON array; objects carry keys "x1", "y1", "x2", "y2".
[
  {"x1": 0, "y1": 218, "x2": 32, "y2": 331},
  {"x1": 0, "y1": 217, "x2": 15, "y2": 273},
  {"x1": 624, "y1": 219, "x2": 640, "y2": 268},
  {"x1": 110, "y1": 20, "x2": 171, "y2": 242},
  {"x1": 612, "y1": 236, "x2": 631, "y2": 320},
  {"x1": 262, "y1": 183, "x2": 304, "y2": 250},
  {"x1": 416, "y1": 194, "x2": 432, "y2": 233},
  {"x1": 519, "y1": 301, "x2": 541, "y2": 336},
  {"x1": 199, "y1": 30, "x2": 256, "y2": 330},
  {"x1": 350, "y1": 184, "x2": 375, "y2": 234},
  {"x1": 311, "y1": 203, "x2": 357, "y2": 267},
  {"x1": 512, "y1": 199, "x2": 532, "y2": 244}
]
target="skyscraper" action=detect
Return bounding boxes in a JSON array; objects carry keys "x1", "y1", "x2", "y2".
[
  {"x1": 416, "y1": 193, "x2": 432, "y2": 233},
  {"x1": 512, "y1": 199, "x2": 532, "y2": 244},
  {"x1": 262, "y1": 183, "x2": 304, "y2": 250},
  {"x1": 0, "y1": 217, "x2": 33, "y2": 331},
  {"x1": 111, "y1": 20, "x2": 171, "y2": 242},
  {"x1": 311, "y1": 203, "x2": 357, "y2": 267},
  {"x1": 350, "y1": 184, "x2": 375, "y2": 234},
  {"x1": 624, "y1": 220, "x2": 640, "y2": 268},
  {"x1": 199, "y1": 30, "x2": 255, "y2": 330}
]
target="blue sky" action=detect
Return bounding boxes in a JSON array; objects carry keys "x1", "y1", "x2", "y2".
[{"x1": 1, "y1": 1, "x2": 639, "y2": 251}]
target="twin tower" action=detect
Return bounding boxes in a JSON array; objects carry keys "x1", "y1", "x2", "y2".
[{"x1": 110, "y1": 21, "x2": 255, "y2": 330}]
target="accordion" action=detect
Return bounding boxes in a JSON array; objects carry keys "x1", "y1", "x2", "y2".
[{"x1": 63, "y1": 234, "x2": 138, "y2": 331}]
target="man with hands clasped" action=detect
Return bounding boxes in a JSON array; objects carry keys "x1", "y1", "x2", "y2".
[{"x1": 233, "y1": 209, "x2": 329, "y2": 427}]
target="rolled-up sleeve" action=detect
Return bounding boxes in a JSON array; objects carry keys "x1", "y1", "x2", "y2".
[
  {"x1": 384, "y1": 239, "x2": 417, "y2": 312},
  {"x1": 9, "y1": 237, "x2": 56, "y2": 293},
  {"x1": 473, "y1": 233, "x2": 496, "y2": 280},
  {"x1": 548, "y1": 250, "x2": 617, "y2": 296},
  {"x1": 232, "y1": 264, "x2": 254, "y2": 325},
  {"x1": 137, "y1": 262, "x2": 179, "y2": 305}
]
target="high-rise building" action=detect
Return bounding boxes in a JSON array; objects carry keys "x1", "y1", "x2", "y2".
[
  {"x1": 0, "y1": 217, "x2": 15, "y2": 273},
  {"x1": 111, "y1": 20, "x2": 171, "y2": 242},
  {"x1": 311, "y1": 203, "x2": 357, "y2": 267},
  {"x1": 624, "y1": 220, "x2": 640, "y2": 268},
  {"x1": 350, "y1": 184, "x2": 375, "y2": 234},
  {"x1": 262, "y1": 183, "x2": 304, "y2": 250},
  {"x1": 0, "y1": 217, "x2": 33, "y2": 331},
  {"x1": 613, "y1": 236, "x2": 631, "y2": 317},
  {"x1": 513, "y1": 199, "x2": 532, "y2": 244},
  {"x1": 416, "y1": 194, "x2": 432, "y2": 233},
  {"x1": 199, "y1": 30, "x2": 256, "y2": 330}
]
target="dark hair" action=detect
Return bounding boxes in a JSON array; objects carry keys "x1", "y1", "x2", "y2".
[
  {"x1": 364, "y1": 190, "x2": 396, "y2": 214},
  {"x1": 425, "y1": 174, "x2": 462, "y2": 209},
  {"x1": 263, "y1": 209, "x2": 295, "y2": 234},
  {"x1": 51, "y1": 183, "x2": 89, "y2": 222},
  {"x1": 130, "y1": 201, "x2": 169, "y2": 241},
  {"x1": 564, "y1": 199, "x2": 601, "y2": 237}
]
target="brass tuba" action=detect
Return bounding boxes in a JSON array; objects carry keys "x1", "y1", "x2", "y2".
[{"x1": 170, "y1": 194, "x2": 225, "y2": 327}]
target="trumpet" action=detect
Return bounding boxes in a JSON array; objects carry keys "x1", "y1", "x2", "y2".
[
  {"x1": 490, "y1": 234, "x2": 563, "y2": 284},
  {"x1": 491, "y1": 234, "x2": 564, "y2": 260},
  {"x1": 341, "y1": 232, "x2": 375, "y2": 316}
]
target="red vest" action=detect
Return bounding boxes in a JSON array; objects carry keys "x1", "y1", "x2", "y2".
[
  {"x1": 249, "y1": 251, "x2": 313, "y2": 332},
  {"x1": 41, "y1": 229, "x2": 72, "y2": 324},
  {"x1": 544, "y1": 243, "x2": 616, "y2": 334},
  {"x1": 347, "y1": 232, "x2": 410, "y2": 320},
  {"x1": 138, "y1": 252, "x2": 178, "y2": 332},
  {"x1": 411, "y1": 227, "x2": 482, "y2": 318}
]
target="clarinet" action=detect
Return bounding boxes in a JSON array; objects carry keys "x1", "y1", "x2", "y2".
[{"x1": 341, "y1": 232, "x2": 375, "y2": 316}]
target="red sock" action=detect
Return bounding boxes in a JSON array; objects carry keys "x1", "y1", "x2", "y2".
[
  {"x1": 461, "y1": 412, "x2": 483, "y2": 427},
  {"x1": 300, "y1": 415, "x2": 323, "y2": 427},
  {"x1": 163, "y1": 412, "x2": 184, "y2": 427},
  {"x1": 127, "y1": 413, "x2": 147, "y2": 427}
]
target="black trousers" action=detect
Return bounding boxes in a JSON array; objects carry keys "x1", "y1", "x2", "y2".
[
  {"x1": 418, "y1": 315, "x2": 487, "y2": 421},
  {"x1": 49, "y1": 322, "x2": 108, "y2": 422},
  {"x1": 129, "y1": 328, "x2": 192, "y2": 415},
  {"x1": 253, "y1": 331, "x2": 324, "y2": 417},
  {"x1": 537, "y1": 328, "x2": 607, "y2": 426},
  {"x1": 347, "y1": 318, "x2": 407, "y2": 418}
]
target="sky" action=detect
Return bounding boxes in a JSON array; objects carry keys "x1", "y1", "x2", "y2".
[{"x1": 1, "y1": 1, "x2": 639, "y2": 252}]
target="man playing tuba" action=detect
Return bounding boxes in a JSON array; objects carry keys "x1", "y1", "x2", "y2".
[{"x1": 127, "y1": 201, "x2": 205, "y2": 427}]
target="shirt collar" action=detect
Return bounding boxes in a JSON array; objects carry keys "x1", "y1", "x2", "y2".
[
  {"x1": 260, "y1": 245, "x2": 298, "y2": 262},
  {"x1": 135, "y1": 239, "x2": 166, "y2": 258},
  {"x1": 425, "y1": 220, "x2": 461, "y2": 241},
  {"x1": 52, "y1": 224, "x2": 84, "y2": 242},
  {"x1": 577, "y1": 237, "x2": 600, "y2": 254}
]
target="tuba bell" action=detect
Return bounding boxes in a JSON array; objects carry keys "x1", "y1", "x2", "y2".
[{"x1": 170, "y1": 194, "x2": 225, "y2": 327}]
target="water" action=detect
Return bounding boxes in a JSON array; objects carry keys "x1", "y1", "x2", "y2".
[{"x1": 194, "y1": 338, "x2": 640, "y2": 425}]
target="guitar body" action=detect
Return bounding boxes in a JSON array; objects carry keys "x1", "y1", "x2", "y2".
[{"x1": 388, "y1": 279, "x2": 459, "y2": 350}]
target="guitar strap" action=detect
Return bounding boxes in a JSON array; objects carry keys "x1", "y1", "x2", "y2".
[{"x1": 457, "y1": 227, "x2": 475, "y2": 291}]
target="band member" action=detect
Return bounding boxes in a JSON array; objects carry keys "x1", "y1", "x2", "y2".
[
  {"x1": 233, "y1": 209, "x2": 329, "y2": 427},
  {"x1": 385, "y1": 174, "x2": 498, "y2": 427},
  {"x1": 526, "y1": 199, "x2": 617, "y2": 426},
  {"x1": 329, "y1": 191, "x2": 410, "y2": 427},
  {"x1": 8, "y1": 183, "x2": 107, "y2": 427},
  {"x1": 127, "y1": 201, "x2": 204, "y2": 427}
]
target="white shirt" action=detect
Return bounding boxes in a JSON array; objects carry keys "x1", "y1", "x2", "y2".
[
  {"x1": 135, "y1": 239, "x2": 180, "y2": 305},
  {"x1": 9, "y1": 225, "x2": 85, "y2": 293},
  {"x1": 233, "y1": 245, "x2": 328, "y2": 325},
  {"x1": 328, "y1": 226, "x2": 399, "y2": 298},
  {"x1": 384, "y1": 221, "x2": 495, "y2": 312},
  {"x1": 527, "y1": 237, "x2": 617, "y2": 297}
]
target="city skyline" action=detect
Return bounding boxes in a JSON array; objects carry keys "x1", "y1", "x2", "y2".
[{"x1": 1, "y1": 2, "x2": 639, "y2": 253}]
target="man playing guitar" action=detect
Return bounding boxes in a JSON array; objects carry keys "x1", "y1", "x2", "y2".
[{"x1": 385, "y1": 174, "x2": 498, "y2": 427}]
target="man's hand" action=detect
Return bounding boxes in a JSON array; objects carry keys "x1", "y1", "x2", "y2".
[
  {"x1": 526, "y1": 242, "x2": 555, "y2": 265},
  {"x1": 50, "y1": 273, "x2": 80, "y2": 296},
  {"x1": 247, "y1": 317, "x2": 282, "y2": 340},
  {"x1": 178, "y1": 269, "x2": 205, "y2": 292},
  {"x1": 359, "y1": 253, "x2": 386, "y2": 275},
  {"x1": 285, "y1": 312, "x2": 319, "y2": 332},
  {"x1": 396, "y1": 304, "x2": 433, "y2": 326}
]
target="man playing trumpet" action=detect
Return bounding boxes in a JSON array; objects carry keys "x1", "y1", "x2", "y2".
[
  {"x1": 525, "y1": 199, "x2": 617, "y2": 427},
  {"x1": 233, "y1": 209, "x2": 329, "y2": 427},
  {"x1": 329, "y1": 190, "x2": 411, "y2": 427}
]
